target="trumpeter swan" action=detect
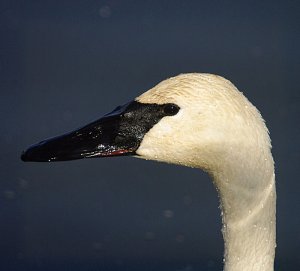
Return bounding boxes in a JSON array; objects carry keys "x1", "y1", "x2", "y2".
[{"x1": 21, "y1": 73, "x2": 276, "y2": 271}]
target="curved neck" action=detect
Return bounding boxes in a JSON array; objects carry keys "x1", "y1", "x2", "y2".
[{"x1": 211, "y1": 151, "x2": 276, "y2": 271}]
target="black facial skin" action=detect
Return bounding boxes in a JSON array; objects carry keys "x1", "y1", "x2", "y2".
[{"x1": 21, "y1": 101, "x2": 180, "y2": 162}]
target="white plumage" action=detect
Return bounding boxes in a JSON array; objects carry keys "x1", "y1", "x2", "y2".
[{"x1": 135, "y1": 74, "x2": 276, "y2": 271}]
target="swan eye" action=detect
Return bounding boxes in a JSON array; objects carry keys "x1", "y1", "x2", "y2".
[{"x1": 163, "y1": 103, "x2": 180, "y2": 116}]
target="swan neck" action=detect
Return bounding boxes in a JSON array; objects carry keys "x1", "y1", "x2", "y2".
[{"x1": 212, "y1": 156, "x2": 276, "y2": 271}]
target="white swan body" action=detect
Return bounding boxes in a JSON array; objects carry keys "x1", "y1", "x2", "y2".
[{"x1": 21, "y1": 73, "x2": 276, "y2": 271}]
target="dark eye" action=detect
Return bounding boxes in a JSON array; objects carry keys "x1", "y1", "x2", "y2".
[{"x1": 163, "y1": 103, "x2": 180, "y2": 116}]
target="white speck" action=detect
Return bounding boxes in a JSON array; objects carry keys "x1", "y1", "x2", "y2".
[
  {"x1": 163, "y1": 209, "x2": 174, "y2": 218},
  {"x1": 99, "y1": 6, "x2": 111, "y2": 18},
  {"x1": 183, "y1": 195, "x2": 192, "y2": 206},
  {"x1": 93, "y1": 242, "x2": 103, "y2": 250},
  {"x1": 17, "y1": 252, "x2": 24, "y2": 260},
  {"x1": 145, "y1": 231, "x2": 155, "y2": 240},
  {"x1": 4, "y1": 190, "x2": 16, "y2": 199},
  {"x1": 176, "y1": 234, "x2": 185, "y2": 243},
  {"x1": 251, "y1": 46, "x2": 263, "y2": 57},
  {"x1": 18, "y1": 178, "x2": 28, "y2": 189},
  {"x1": 97, "y1": 144, "x2": 106, "y2": 150},
  {"x1": 115, "y1": 259, "x2": 123, "y2": 266}
]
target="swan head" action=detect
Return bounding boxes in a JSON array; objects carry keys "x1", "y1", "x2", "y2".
[
  {"x1": 21, "y1": 73, "x2": 270, "y2": 173},
  {"x1": 136, "y1": 73, "x2": 271, "y2": 172}
]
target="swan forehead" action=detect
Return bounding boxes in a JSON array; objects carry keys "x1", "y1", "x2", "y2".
[{"x1": 136, "y1": 73, "x2": 238, "y2": 107}]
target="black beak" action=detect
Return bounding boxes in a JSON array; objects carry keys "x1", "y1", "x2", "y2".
[{"x1": 21, "y1": 100, "x2": 173, "y2": 162}]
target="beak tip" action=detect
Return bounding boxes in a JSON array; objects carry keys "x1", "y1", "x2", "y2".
[
  {"x1": 20, "y1": 146, "x2": 46, "y2": 162},
  {"x1": 21, "y1": 150, "x2": 27, "y2": 162},
  {"x1": 21, "y1": 149, "x2": 33, "y2": 162}
]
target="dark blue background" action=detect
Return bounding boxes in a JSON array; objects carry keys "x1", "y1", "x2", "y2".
[{"x1": 1, "y1": 1, "x2": 299, "y2": 270}]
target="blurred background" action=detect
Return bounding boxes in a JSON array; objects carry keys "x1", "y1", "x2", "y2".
[{"x1": 1, "y1": 0, "x2": 299, "y2": 270}]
